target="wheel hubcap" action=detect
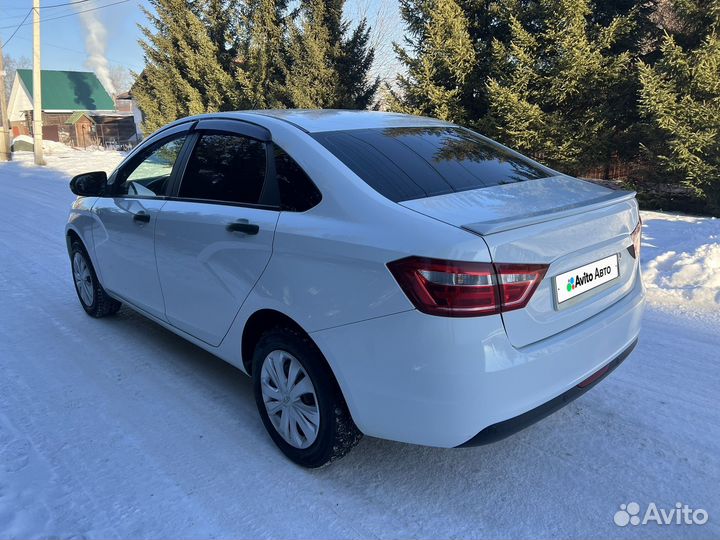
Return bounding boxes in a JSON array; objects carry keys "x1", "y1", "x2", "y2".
[
  {"x1": 72, "y1": 252, "x2": 94, "y2": 306},
  {"x1": 260, "y1": 350, "x2": 320, "y2": 449}
]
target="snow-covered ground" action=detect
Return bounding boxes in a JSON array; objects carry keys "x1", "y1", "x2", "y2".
[{"x1": 0, "y1": 149, "x2": 718, "y2": 539}]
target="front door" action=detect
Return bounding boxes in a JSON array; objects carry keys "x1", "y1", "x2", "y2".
[
  {"x1": 91, "y1": 129, "x2": 189, "y2": 319},
  {"x1": 155, "y1": 121, "x2": 278, "y2": 346}
]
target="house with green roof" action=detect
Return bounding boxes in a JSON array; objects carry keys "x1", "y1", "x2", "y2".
[{"x1": 7, "y1": 69, "x2": 139, "y2": 148}]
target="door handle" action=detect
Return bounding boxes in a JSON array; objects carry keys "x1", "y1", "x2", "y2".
[
  {"x1": 226, "y1": 220, "x2": 259, "y2": 235},
  {"x1": 133, "y1": 212, "x2": 151, "y2": 223}
]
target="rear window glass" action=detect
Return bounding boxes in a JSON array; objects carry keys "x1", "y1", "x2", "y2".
[{"x1": 312, "y1": 127, "x2": 549, "y2": 202}]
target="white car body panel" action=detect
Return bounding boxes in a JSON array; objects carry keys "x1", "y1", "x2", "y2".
[
  {"x1": 91, "y1": 197, "x2": 168, "y2": 319},
  {"x1": 65, "y1": 110, "x2": 645, "y2": 449},
  {"x1": 402, "y1": 177, "x2": 641, "y2": 347},
  {"x1": 249, "y1": 109, "x2": 452, "y2": 132},
  {"x1": 311, "y1": 268, "x2": 644, "y2": 447},
  {"x1": 154, "y1": 201, "x2": 279, "y2": 346},
  {"x1": 399, "y1": 175, "x2": 612, "y2": 229}
]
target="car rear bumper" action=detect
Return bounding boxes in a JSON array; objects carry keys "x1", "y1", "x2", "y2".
[
  {"x1": 310, "y1": 266, "x2": 645, "y2": 448},
  {"x1": 456, "y1": 337, "x2": 637, "y2": 446}
]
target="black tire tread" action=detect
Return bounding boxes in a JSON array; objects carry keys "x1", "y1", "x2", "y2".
[
  {"x1": 71, "y1": 240, "x2": 122, "y2": 318},
  {"x1": 252, "y1": 326, "x2": 362, "y2": 468}
]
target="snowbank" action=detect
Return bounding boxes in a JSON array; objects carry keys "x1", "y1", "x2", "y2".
[
  {"x1": 640, "y1": 211, "x2": 720, "y2": 317},
  {"x1": 11, "y1": 146, "x2": 125, "y2": 177},
  {"x1": 12, "y1": 134, "x2": 74, "y2": 155}
]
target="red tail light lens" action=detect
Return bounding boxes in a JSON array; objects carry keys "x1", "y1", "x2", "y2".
[
  {"x1": 387, "y1": 257, "x2": 548, "y2": 317},
  {"x1": 630, "y1": 218, "x2": 642, "y2": 259},
  {"x1": 495, "y1": 263, "x2": 549, "y2": 312}
]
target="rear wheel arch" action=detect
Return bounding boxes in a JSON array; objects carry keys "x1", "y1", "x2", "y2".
[
  {"x1": 241, "y1": 310, "x2": 346, "y2": 399},
  {"x1": 245, "y1": 311, "x2": 363, "y2": 466}
]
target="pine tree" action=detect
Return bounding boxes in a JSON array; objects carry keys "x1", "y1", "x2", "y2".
[
  {"x1": 242, "y1": 0, "x2": 289, "y2": 108},
  {"x1": 133, "y1": 0, "x2": 245, "y2": 133},
  {"x1": 389, "y1": 0, "x2": 476, "y2": 121},
  {"x1": 335, "y1": 19, "x2": 380, "y2": 109},
  {"x1": 638, "y1": 1, "x2": 720, "y2": 211},
  {"x1": 285, "y1": 0, "x2": 339, "y2": 108},
  {"x1": 486, "y1": 0, "x2": 632, "y2": 174}
]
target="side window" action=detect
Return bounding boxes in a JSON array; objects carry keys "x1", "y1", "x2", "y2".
[
  {"x1": 179, "y1": 133, "x2": 267, "y2": 205},
  {"x1": 275, "y1": 146, "x2": 322, "y2": 211},
  {"x1": 117, "y1": 135, "x2": 186, "y2": 197}
]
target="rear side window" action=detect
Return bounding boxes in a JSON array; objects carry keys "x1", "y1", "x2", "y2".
[
  {"x1": 179, "y1": 133, "x2": 267, "y2": 205},
  {"x1": 275, "y1": 146, "x2": 322, "y2": 211},
  {"x1": 312, "y1": 127, "x2": 548, "y2": 202}
]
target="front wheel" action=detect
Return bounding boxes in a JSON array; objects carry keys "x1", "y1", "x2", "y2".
[
  {"x1": 252, "y1": 328, "x2": 362, "y2": 468},
  {"x1": 70, "y1": 240, "x2": 121, "y2": 318}
]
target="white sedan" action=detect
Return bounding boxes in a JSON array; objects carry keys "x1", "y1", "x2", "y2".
[{"x1": 65, "y1": 110, "x2": 645, "y2": 467}]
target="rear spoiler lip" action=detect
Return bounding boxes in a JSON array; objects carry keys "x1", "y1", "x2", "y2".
[{"x1": 461, "y1": 190, "x2": 637, "y2": 236}]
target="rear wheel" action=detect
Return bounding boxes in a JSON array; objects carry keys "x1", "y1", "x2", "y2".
[
  {"x1": 252, "y1": 328, "x2": 362, "y2": 468},
  {"x1": 70, "y1": 240, "x2": 121, "y2": 318}
]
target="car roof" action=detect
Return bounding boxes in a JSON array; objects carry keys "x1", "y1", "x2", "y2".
[{"x1": 213, "y1": 109, "x2": 454, "y2": 133}]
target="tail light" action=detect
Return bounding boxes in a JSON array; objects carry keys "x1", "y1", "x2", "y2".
[
  {"x1": 387, "y1": 257, "x2": 548, "y2": 317},
  {"x1": 629, "y1": 218, "x2": 642, "y2": 259}
]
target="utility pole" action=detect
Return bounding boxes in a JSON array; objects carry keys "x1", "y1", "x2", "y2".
[
  {"x1": 0, "y1": 41, "x2": 11, "y2": 162},
  {"x1": 32, "y1": 0, "x2": 45, "y2": 165}
]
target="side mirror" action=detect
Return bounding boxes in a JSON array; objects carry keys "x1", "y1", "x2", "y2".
[{"x1": 70, "y1": 171, "x2": 107, "y2": 197}]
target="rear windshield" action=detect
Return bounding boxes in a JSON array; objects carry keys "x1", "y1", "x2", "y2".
[{"x1": 312, "y1": 127, "x2": 549, "y2": 202}]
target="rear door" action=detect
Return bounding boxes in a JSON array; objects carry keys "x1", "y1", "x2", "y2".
[
  {"x1": 91, "y1": 125, "x2": 190, "y2": 319},
  {"x1": 154, "y1": 119, "x2": 279, "y2": 346}
]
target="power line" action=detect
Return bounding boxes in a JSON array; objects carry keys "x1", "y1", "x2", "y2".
[
  {"x1": 1, "y1": 0, "x2": 91, "y2": 19},
  {"x1": 10, "y1": 0, "x2": 112, "y2": 23},
  {"x1": 0, "y1": 0, "x2": 89, "y2": 10},
  {"x1": 0, "y1": 9, "x2": 32, "y2": 47},
  {"x1": 43, "y1": 0, "x2": 92, "y2": 7},
  {"x1": 0, "y1": 3, "x2": 36, "y2": 10},
  {"x1": 0, "y1": 0, "x2": 130, "y2": 30}
]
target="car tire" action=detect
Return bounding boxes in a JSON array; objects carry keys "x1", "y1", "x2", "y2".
[
  {"x1": 252, "y1": 327, "x2": 362, "y2": 468},
  {"x1": 70, "y1": 240, "x2": 122, "y2": 318}
]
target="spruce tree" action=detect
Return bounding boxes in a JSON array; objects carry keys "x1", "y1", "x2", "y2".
[
  {"x1": 285, "y1": 0, "x2": 339, "y2": 108},
  {"x1": 486, "y1": 0, "x2": 632, "y2": 174},
  {"x1": 286, "y1": 0, "x2": 379, "y2": 109},
  {"x1": 454, "y1": 0, "x2": 528, "y2": 123},
  {"x1": 242, "y1": 0, "x2": 289, "y2": 108},
  {"x1": 590, "y1": 0, "x2": 660, "y2": 56},
  {"x1": 200, "y1": 0, "x2": 241, "y2": 73},
  {"x1": 389, "y1": 0, "x2": 476, "y2": 121},
  {"x1": 134, "y1": 0, "x2": 245, "y2": 133},
  {"x1": 638, "y1": 1, "x2": 720, "y2": 211},
  {"x1": 391, "y1": 0, "x2": 537, "y2": 122},
  {"x1": 335, "y1": 19, "x2": 380, "y2": 109}
]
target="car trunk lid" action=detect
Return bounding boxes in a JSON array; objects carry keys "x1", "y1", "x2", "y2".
[{"x1": 400, "y1": 176, "x2": 641, "y2": 348}]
